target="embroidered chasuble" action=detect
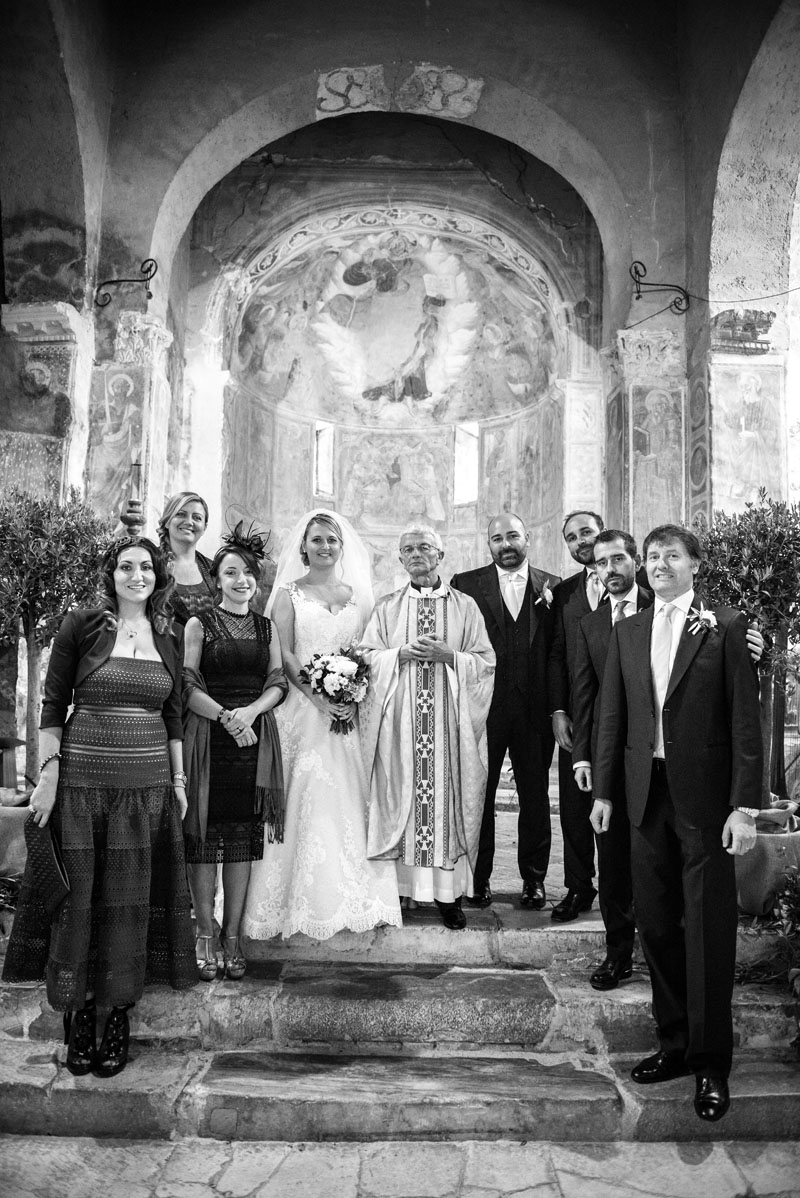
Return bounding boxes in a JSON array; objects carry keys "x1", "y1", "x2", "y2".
[{"x1": 359, "y1": 583, "x2": 495, "y2": 877}]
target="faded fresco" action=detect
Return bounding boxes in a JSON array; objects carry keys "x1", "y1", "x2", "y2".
[
  {"x1": 629, "y1": 385, "x2": 685, "y2": 541},
  {"x1": 86, "y1": 368, "x2": 143, "y2": 522},
  {"x1": 231, "y1": 226, "x2": 556, "y2": 429},
  {"x1": 711, "y1": 364, "x2": 784, "y2": 511}
]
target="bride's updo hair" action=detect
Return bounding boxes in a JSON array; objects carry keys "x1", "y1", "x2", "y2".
[{"x1": 300, "y1": 512, "x2": 343, "y2": 566}]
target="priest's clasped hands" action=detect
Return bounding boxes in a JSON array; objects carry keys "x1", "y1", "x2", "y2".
[{"x1": 399, "y1": 635, "x2": 455, "y2": 667}]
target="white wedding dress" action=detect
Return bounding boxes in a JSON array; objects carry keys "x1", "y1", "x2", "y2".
[{"x1": 241, "y1": 583, "x2": 402, "y2": 940}]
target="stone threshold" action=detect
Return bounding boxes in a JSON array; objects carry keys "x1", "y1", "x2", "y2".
[
  {"x1": 1, "y1": 960, "x2": 794, "y2": 1055},
  {"x1": 0, "y1": 1040, "x2": 796, "y2": 1144}
]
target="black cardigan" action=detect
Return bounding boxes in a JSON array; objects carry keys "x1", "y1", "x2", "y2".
[{"x1": 40, "y1": 608, "x2": 184, "y2": 740}]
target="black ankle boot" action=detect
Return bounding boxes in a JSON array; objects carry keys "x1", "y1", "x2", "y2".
[
  {"x1": 63, "y1": 1002, "x2": 96, "y2": 1075},
  {"x1": 95, "y1": 1004, "x2": 132, "y2": 1078}
]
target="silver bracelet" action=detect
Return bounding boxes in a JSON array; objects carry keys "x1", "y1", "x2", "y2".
[{"x1": 38, "y1": 751, "x2": 62, "y2": 778}]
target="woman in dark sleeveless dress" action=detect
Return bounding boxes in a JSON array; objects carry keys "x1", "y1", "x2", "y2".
[
  {"x1": 158, "y1": 491, "x2": 216, "y2": 625},
  {"x1": 182, "y1": 527, "x2": 286, "y2": 981},
  {"x1": 3, "y1": 537, "x2": 195, "y2": 1078}
]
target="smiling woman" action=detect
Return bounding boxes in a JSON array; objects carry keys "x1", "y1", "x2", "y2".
[{"x1": 157, "y1": 491, "x2": 216, "y2": 624}]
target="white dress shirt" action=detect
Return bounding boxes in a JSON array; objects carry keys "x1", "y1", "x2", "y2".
[
  {"x1": 651, "y1": 588, "x2": 694, "y2": 757},
  {"x1": 496, "y1": 563, "x2": 527, "y2": 619}
]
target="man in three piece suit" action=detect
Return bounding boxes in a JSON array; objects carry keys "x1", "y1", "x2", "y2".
[
  {"x1": 546, "y1": 509, "x2": 611, "y2": 921},
  {"x1": 591, "y1": 524, "x2": 762, "y2": 1122},
  {"x1": 570, "y1": 529, "x2": 648, "y2": 989},
  {"x1": 450, "y1": 513, "x2": 560, "y2": 908}
]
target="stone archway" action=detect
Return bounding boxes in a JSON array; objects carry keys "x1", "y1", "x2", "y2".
[{"x1": 181, "y1": 117, "x2": 605, "y2": 576}]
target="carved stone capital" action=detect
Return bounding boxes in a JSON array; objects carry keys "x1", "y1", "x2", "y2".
[
  {"x1": 616, "y1": 328, "x2": 683, "y2": 382},
  {"x1": 114, "y1": 311, "x2": 173, "y2": 368}
]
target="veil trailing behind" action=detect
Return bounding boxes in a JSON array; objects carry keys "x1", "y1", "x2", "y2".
[{"x1": 267, "y1": 508, "x2": 374, "y2": 625}]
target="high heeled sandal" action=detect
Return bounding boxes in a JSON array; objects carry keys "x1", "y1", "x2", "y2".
[
  {"x1": 63, "y1": 1001, "x2": 96, "y2": 1076},
  {"x1": 221, "y1": 935, "x2": 246, "y2": 980},
  {"x1": 95, "y1": 1003, "x2": 132, "y2": 1078},
  {"x1": 195, "y1": 934, "x2": 218, "y2": 982}
]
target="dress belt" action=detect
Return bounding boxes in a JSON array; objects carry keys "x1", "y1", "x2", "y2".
[{"x1": 74, "y1": 704, "x2": 156, "y2": 716}]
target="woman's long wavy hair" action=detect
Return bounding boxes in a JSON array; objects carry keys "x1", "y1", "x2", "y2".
[
  {"x1": 99, "y1": 536, "x2": 176, "y2": 635},
  {"x1": 156, "y1": 491, "x2": 209, "y2": 559}
]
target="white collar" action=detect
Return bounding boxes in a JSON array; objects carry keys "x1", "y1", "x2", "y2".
[
  {"x1": 495, "y1": 563, "x2": 528, "y2": 583},
  {"x1": 653, "y1": 588, "x2": 694, "y2": 616},
  {"x1": 611, "y1": 583, "x2": 638, "y2": 608}
]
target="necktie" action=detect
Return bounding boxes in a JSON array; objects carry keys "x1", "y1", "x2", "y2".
[
  {"x1": 651, "y1": 603, "x2": 675, "y2": 756},
  {"x1": 587, "y1": 571, "x2": 604, "y2": 611},
  {"x1": 501, "y1": 571, "x2": 523, "y2": 619},
  {"x1": 612, "y1": 599, "x2": 627, "y2": 625}
]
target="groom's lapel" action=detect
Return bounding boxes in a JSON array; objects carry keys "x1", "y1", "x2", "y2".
[{"x1": 479, "y1": 568, "x2": 506, "y2": 639}]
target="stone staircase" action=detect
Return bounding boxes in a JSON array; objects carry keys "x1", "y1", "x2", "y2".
[{"x1": 1, "y1": 897, "x2": 797, "y2": 1145}]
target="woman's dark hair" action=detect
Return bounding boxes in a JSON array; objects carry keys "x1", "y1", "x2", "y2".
[
  {"x1": 99, "y1": 536, "x2": 175, "y2": 634},
  {"x1": 156, "y1": 491, "x2": 209, "y2": 557},
  {"x1": 210, "y1": 544, "x2": 262, "y2": 580}
]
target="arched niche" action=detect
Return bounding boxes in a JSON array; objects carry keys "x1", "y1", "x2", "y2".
[{"x1": 183, "y1": 119, "x2": 604, "y2": 585}]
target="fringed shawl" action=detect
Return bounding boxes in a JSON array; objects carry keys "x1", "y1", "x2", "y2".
[{"x1": 182, "y1": 664, "x2": 288, "y2": 846}]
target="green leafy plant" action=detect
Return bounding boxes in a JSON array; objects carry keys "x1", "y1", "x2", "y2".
[
  {"x1": 0, "y1": 488, "x2": 111, "y2": 782},
  {"x1": 696, "y1": 490, "x2": 800, "y2": 799}
]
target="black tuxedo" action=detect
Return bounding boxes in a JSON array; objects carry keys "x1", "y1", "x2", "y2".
[
  {"x1": 570, "y1": 585, "x2": 653, "y2": 959},
  {"x1": 593, "y1": 597, "x2": 762, "y2": 1075},
  {"x1": 450, "y1": 561, "x2": 560, "y2": 885},
  {"x1": 548, "y1": 565, "x2": 650, "y2": 895}
]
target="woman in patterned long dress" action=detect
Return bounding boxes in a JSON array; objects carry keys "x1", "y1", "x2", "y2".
[
  {"x1": 3, "y1": 537, "x2": 195, "y2": 1078},
  {"x1": 183, "y1": 529, "x2": 286, "y2": 981},
  {"x1": 241, "y1": 511, "x2": 401, "y2": 941},
  {"x1": 158, "y1": 491, "x2": 216, "y2": 625}
]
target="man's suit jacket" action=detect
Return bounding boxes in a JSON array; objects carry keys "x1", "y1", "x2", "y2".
[
  {"x1": 593, "y1": 601, "x2": 762, "y2": 828},
  {"x1": 450, "y1": 562, "x2": 560, "y2": 733},
  {"x1": 571, "y1": 586, "x2": 653, "y2": 766}
]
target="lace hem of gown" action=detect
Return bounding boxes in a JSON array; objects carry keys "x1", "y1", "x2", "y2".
[{"x1": 242, "y1": 897, "x2": 402, "y2": 942}]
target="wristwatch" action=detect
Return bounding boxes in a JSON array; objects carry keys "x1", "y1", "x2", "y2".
[{"x1": 735, "y1": 807, "x2": 759, "y2": 818}]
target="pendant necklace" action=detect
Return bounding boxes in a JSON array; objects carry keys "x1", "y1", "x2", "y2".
[{"x1": 121, "y1": 618, "x2": 141, "y2": 639}]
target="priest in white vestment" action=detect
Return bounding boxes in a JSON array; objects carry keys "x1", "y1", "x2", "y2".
[{"x1": 359, "y1": 525, "x2": 495, "y2": 929}]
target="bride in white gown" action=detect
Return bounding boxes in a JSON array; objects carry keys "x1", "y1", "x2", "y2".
[{"x1": 241, "y1": 510, "x2": 402, "y2": 940}]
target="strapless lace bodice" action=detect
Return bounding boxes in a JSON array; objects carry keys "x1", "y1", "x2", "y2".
[{"x1": 286, "y1": 582, "x2": 363, "y2": 660}]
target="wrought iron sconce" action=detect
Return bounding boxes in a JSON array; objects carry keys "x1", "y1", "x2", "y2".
[
  {"x1": 629, "y1": 261, "x2": 690, "y2": 315},
  {"x1": 95, "y1": 259, "x2": 158, "y2": 308}
]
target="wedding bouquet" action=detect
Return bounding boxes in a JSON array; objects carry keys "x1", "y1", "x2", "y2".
[{"x1": 299, "y1": 645, "x2": 370, "y2": 734}]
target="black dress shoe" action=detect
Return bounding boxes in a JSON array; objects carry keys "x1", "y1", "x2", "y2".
[
  {"x1": 435, "y1": 899, "x2": 467, "y2": 930},
  {"x1": 631, "y1": 1049, "x2": 691, "y2": 1085},
  {"x1": 589, "y1": 956, "x2": 633, "y2": 991},
  {"x1": 551, "y1": 888, "x2": 596, "y2": 923},
  {"x1": 694, "y1": 1074, "x2": 730, "y2": 1122},
  {"x1": 520, "y1": 880, "x2": 546, "y2": 909},
  {"x1": 465, "y1": 881, "x2": 492, "y2": 908}
]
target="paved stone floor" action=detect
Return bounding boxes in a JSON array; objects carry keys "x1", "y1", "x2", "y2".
[{"x1": 1, "y1": 1136, "x2": 799, "y2": 1198}]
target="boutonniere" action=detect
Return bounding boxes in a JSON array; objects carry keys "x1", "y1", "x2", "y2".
[
  {"x1": 688, "y1": 604, "x2": 718, "y2": 636},
  {"x1": 535, "y1": 585, "x2": 554, "y2": 609}
]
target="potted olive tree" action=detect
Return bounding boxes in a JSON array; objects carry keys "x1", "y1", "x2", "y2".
[{"x1": 0, "y1": 488, "x2": 110, "y2": 784}]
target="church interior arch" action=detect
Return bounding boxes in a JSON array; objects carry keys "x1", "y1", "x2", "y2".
[{"x1": 182, "y1": 114, "x2": 604, "y2": 586}]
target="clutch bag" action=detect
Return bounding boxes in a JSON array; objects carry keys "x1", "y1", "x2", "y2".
[{"x1": 24, "y1": 813, "x2": 70, "y2": 918}]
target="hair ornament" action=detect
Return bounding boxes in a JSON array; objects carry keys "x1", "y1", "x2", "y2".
[{"x1": 221, "y1": 518, "x2": 272, "y2": 564}]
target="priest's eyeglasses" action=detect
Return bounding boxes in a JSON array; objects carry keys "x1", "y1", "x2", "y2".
[{"x1": 399, "y1": 543, "x2": 438, "y2": 556}]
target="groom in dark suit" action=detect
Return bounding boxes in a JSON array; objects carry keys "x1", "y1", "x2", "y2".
[
  {"x1": 570, "y1": 529, "x2": 651, "y2": 989},
  {"x1": 450, "y1": 513, "x2": 560, "y2": 908},
  {"x1": 592, "y1": 524, "x2": 762, "y2": 1122}
]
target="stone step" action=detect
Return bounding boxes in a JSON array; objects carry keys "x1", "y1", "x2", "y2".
[
  {"x1": 0, "y1": 1039, "x2": 797, "y2": 1143},
  {"x1": 2, "y1": 960, "x2": 794, "y2": 1055}
]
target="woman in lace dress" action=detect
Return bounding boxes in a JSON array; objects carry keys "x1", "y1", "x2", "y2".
[
  {"x1": 182, "y1": 528, "x2": 286, "y2": 981},
  {"x1": 241, "y1": 511, "x2": 401, "y2": 940},
  {"x1": 3, "y1": 537, "x2": 195, "y2": 1078},
  {"x1": 158, "y1": 492, "x2": 216, "y2": 625}
]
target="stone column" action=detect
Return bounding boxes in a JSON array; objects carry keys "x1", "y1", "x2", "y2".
[
  {"x1": 0, "y1": 301, "x2": 94, "y2": 497},
  {"x1": 86, "y1": 311, "x2": 173, "y2": 532},
  {"x1": 615, "y1": 327, "x2": 687, "y2": 547}
]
